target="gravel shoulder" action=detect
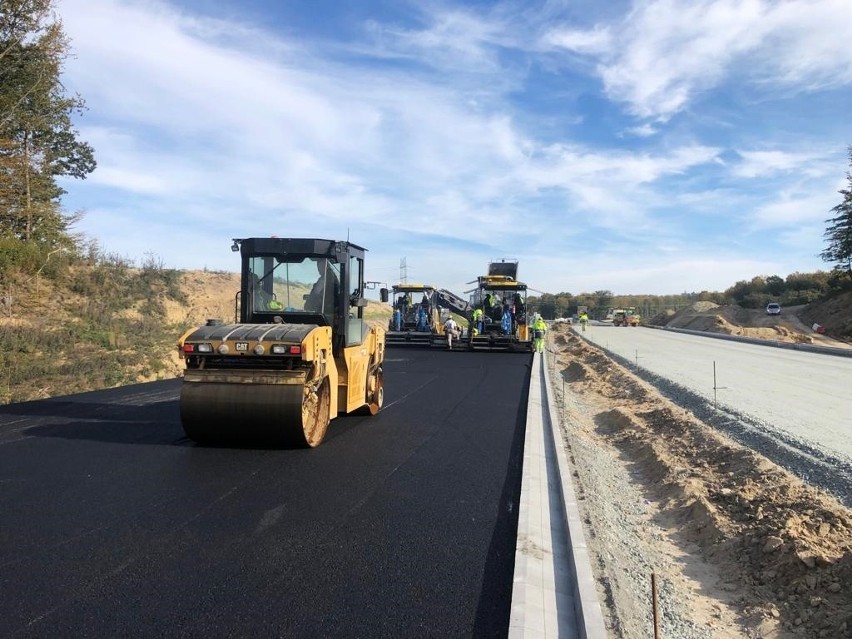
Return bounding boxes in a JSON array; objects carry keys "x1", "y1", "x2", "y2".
[
  {"x1": 576, "y1": 323, "x2": 852, "y2": 477},
  {"x1": 547, "y1": 325, "x2": 852, "y2": 639}
]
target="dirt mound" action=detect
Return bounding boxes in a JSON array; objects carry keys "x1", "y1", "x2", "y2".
[
  {"x1": 656, "y1": 300, "x2": 852, "y2": 350},
  {"x1": 648, "y1": 309, "x2": 676, "y2": 326},
  {"x1": 550, "y1": 325, "x2": 852, "y2": 638},
  {"x1": 690, "y1": 301, "x2": 722, "y2": 313},
  {"x1": 799, "y1": 291, "x2": 852, "y2": 342}
]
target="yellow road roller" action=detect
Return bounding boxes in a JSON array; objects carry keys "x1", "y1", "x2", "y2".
[{"x1": 178, "y1": 237, "x2": 385, "y2": 447}]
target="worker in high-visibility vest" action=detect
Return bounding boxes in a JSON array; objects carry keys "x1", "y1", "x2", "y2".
[
  {"x1": 472, "y1": 307, "x2": 483, "y2": 334},
  {"x1": 532, "y1": 315, "x2": 547, "y2": 353}
]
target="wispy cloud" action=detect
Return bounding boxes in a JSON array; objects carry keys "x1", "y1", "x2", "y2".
[
  {"x1": 545, "y1": 0, "x2": 852, "y2": 121},
  {"x1": 55, "y1": 0, "x2": 852, "y2": 295}
]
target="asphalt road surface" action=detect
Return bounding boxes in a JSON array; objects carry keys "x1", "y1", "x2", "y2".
[{"x1": 0, "y1": 349, "x2": 533, "y2": 639}]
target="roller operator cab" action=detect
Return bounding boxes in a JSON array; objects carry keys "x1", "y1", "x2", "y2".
[{"x1": 178, "y1": 238, "x2": 385, "y2": 448}]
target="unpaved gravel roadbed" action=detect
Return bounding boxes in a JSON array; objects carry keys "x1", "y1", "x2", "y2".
[{"x1": 547, "y1": 326, "x2": 852, "y2": 639}]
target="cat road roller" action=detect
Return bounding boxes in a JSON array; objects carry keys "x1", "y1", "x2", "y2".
[{"x1": 178, "y1": 238, "x2": 385, "y2": 447}]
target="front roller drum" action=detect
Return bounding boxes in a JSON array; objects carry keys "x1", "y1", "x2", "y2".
[{"x1": 180, "y1": 378, "x2": 331, "y2": 447}]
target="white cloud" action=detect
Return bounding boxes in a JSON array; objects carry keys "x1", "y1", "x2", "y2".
[
  {"x1": 551, "y1": 0, "x2": 852, "y2": 120},
  {"x1": 541, "y1": 26, "x2": 612, "y2": 55},
  {"x1": 364, "y1": 6, "x2": 510, "y2": 76},
  {"x1": 733, "y1": 149, "x2": 841, "y2": 179},
  {"x1": 624, "y1": 123, "x2": 659, "y2": 138},
  {"x1": 756, "y1": 0, "x2": 852, "y2": 90},
  {"x1": 750, "y1": 189, "x2": 840, "y2": 229}
]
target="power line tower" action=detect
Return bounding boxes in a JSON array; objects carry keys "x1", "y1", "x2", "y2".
[{"x1": 400, "y1": 257, "x2": 408, "y2": 284}]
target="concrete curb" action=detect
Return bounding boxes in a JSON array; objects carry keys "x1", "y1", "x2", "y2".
[{"x1": 509, "y1": 352, "x2": 607, "y2": 638}]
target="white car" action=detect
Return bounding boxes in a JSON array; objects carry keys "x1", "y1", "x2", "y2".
[{"x1": 766, "y1": 302, "x2": 781, "y2": 315}]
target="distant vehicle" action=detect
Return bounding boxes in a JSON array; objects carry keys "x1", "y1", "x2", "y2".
[
  {"x1": 613, "y1": 307, "x2": 641, "y2": 327},
  {"x1": 766, "y1": 302, "x2": 782, "y2": 315}
]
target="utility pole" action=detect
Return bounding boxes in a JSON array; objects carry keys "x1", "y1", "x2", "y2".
[{"x1": 400, "y1": 257, "x2": 408, "y2": 284}]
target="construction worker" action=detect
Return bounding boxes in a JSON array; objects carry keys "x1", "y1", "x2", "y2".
[
  {"x1": 484, "y1": 292, "x2": 495, "y2": 319},
  {"x1": 305, "y1": 258, "x2": 338, "y2": 315},
  {"x1": 472, "y1": 307, "x2": 483, "y2": 334},
  {"x1": 532, "y1": 315, "x2": 547, "y2": 353},
  {"x1": 579, "y1": 310, "x2": 589, "y2": 332},
  {"x1": 251, "y1": 273, "x2": 283, "y2": 311},
  {"x1": 416, "y1": 304, "x2": 428, "y2": 331},
  {"x1": 444, "y1": 316, "x2": 461, "y2": 350},
  {"x1": 501, "y1": 301, "x2": 512, "y2": 335}
]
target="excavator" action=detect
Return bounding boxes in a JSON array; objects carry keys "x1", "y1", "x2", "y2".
[{"x1": 177, "y1": 237, "x2": 385, "y2": 447}]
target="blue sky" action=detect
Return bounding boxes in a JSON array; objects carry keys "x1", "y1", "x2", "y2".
[{"x1": 56, "y1": 0, "x2": 852, "y2": 296}]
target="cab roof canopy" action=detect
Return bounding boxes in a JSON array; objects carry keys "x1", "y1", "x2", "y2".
[
  {"x1": 478, "y1": 277, "x2": 527, "y2": 291},
  {"x1": 392, "y1": 284, "x2": 437, "y2": 293},
  {"x1": 237, "y1": 238, "x2": 367, "y2": 263}
]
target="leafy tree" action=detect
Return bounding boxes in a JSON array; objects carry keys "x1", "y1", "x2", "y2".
[
  {"x1": 593, "y1": 289, "x2": 612, "y2": 315},
  {"x1": 765, "y1": 275, "x2": 785, "y2": 297},
  {"x1": 0, "y1": 0, "x2": 95, "y2": 248},
  {"x1": 820, "y1": 146, "x2": 852, "y2": 283},
  {"x1": 726, "y1": 279, "x2": 752, "y2": 305}
]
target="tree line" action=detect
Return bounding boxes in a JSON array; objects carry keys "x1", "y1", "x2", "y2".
[{"x1": 527, "y1": 269, "x2": 840, "y2": 321}]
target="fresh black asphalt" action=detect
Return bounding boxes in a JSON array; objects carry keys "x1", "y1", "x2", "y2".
[{"x1": 0, "y1": 349, "x2": 532, "y2": 638}]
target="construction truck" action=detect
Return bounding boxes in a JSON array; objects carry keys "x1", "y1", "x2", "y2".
[
  {"x1": 382, "y1": 283, "x2": 442, "y2": 347},
  {"x1": 626, "y1": 307, "x2": 641, "y2": 326},
  {"x1": 465, "y1": 259, "x2": 532, "y2": 352},
  {"x1": 177, "y1": 237, "x2": 385, "y2": 447},
  {"x1": 612, "y1": 307, "x2": 640, "y2": 327}
]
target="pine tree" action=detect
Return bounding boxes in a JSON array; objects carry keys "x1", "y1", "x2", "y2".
[
  {"x1": 820, "y1": 147, "x2": 852, "y2": 283},
  {"x1": 0, "y1": 0, "x2": 96, "y2": 248}
]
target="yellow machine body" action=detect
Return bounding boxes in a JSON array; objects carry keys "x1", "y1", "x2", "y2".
[{"x1": 178, "y1": 238, "x2": 384, "y2": 447}]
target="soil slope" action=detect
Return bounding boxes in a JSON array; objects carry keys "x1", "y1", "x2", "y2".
[{"x1": 647, "y1": 295, "x2": 852, "y2": 350}]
